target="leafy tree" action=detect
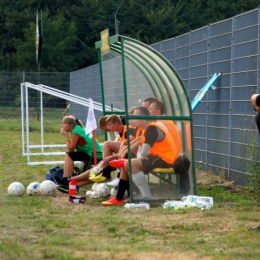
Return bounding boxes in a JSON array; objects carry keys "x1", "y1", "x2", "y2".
[{"x1": 2, "y1": 0, "x2": 260, "y2": 72}]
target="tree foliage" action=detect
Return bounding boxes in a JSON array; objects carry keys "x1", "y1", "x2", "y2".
[{"x1": 1, "y1": 0, "x2": 260, "y2": 72}]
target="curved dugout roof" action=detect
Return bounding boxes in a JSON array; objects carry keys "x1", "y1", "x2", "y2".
[
  {"x1": 95, "y1": 33, "x2": 196, "y2": 196},
  {"x1": 96, "y1": 34, "x2": 192, "y2": 118}
]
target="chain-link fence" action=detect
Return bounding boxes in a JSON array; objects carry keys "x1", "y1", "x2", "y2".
[{"x1": 0, "y1": 71, "x2": 70, "y2": 110}]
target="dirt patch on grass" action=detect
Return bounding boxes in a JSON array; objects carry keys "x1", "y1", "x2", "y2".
[{"x1": 196, "y1": 170, "x2": 241, "y2": 192}]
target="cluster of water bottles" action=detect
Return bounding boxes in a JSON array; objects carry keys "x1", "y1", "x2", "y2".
[
  {"x1": 122, "y1": 196, "x2": 213, "y2": 210},
  {"x1": 162, "y1": 195, "x2": 214, "y2": 210},
  {"x1": 123, "y1": 203, "x2": 150, "y2": 209}
]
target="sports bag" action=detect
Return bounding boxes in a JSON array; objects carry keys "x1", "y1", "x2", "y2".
[
  {"x1": 46, "y1": 166, "x2": 80, "y2": 183},
  {"x1": 46, "y1": 166, "x2": 64, "y2": 183}
]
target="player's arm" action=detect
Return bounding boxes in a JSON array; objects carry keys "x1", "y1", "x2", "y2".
[
  {"x1": 140, "y1": 125, "x2": 159, "y2": 158},
  {"x1": 66, "y1": 133, "x2": 79, "y2": 152}
]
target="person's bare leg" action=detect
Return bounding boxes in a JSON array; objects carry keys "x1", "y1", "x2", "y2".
[
  {"x1": 118, "y1": 144, "x2": 126, "y2": 156},
  {"x1": 71, "y1": 169, "x2": 91, "y2": 182},
  {"x1": 70, "y1": 169, "x2": 94, "y2": 188},
  {"x1": 119, "y1": 164, "x2": 129, "y2": 181},
  {"x1": 103, "y1": 141, "x2": 120, "y2": 157},
  {"x1": 125, "y1": 158, "x2": 143, "y2": 174},
  {"x1": 76, "y1": 180, "x2": 93, "y2": 187},
  {"x1": 63, "y1": 154, "x2": 74, "y2": 177}
]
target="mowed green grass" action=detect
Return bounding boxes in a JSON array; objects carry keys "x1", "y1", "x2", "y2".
[{"x1": 1, "y1": 110, "x2": 260, "y2": 260}]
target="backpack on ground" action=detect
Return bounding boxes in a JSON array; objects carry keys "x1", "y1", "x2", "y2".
[
  {"x1": 46, "y1": 166, "x2": 80, "y2": 183},
  {"x1": 46, "y1": 166, "x2": 64, "y2": 183}
]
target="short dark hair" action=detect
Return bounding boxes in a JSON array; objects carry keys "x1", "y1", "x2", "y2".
[
  {"x1": 135, "y1": 106, "x2": 150, "y2": 116},
  {"x1": 98, "y1": 116, "x2": 109, "y2": 128},
  {"x1": 151, "y1": 100, "x2": 164, "y2": 115},
  {"x1": 106, "y1": 114, "x2": 122, "y2": 124},
  {"x1": 143, "y1": 97, "x2": 158, "y2": 105}
]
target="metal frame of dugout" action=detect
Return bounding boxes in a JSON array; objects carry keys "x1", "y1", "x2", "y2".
[{"x1": 95, "y1": 30, "x2": 196, "y2": 202}]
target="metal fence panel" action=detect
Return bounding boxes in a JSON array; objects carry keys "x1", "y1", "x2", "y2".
[{"x1": 154, "y1": 8, "x2": 260, "y2": 185}]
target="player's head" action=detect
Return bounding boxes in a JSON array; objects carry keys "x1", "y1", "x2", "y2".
[
  {"x1": 134, "y1": 107, "x2": 150, "y2": 116},
  {"x1": 62, "y1": 115, "x2": 84, "y2": 131},
  {"x1": 149, "y1": 100, "x2": 164, "y2": 116},
  {"x1": 106, "y1": 114, "x2": 122, "y2": 132},
  {"x1": 133, "y1": 107, "x2": 150, "y2": 128},
  {"x1": 142, "y1": 97, "x2": 158, "y2": 109},
  {"x1": 98, "y1": 116, "x2": 109, "y2": 131}
]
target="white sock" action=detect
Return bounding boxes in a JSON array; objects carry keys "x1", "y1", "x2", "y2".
[{"x1": 132, "y1": 171, "x2": 152, "y2": 198}]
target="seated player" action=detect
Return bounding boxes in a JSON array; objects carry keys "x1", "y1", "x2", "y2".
[
  {"x1": 102, "y1": 106, "x2": 178, "y2": 206},
  {"x1": 148, "y1": 100, "x2": 190, "y2": 193},
  {"x1": 60, "y1": 115, "x2": 103, "y2": 178},
  {"x1": 55, "y1": 114, "x2": 135, "y2": 189},
  {"x1": 105, "y1": 107, "x2": 143, "y2": 187}
]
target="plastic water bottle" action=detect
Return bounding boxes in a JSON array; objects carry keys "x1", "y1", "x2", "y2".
[
  {"x1": 181, "y1": 195, "x2": 214, "y2": 210},
  {"x1": 197, "y1": 203, "x2": 213, "y2": 210},
  {"x1": 196, "y1": 197, "x2": 213, "y2": 205},
  {"x1": 182, "y1": 195, "x2": 199, "y2": 203},
  {"x1": 182, "y1": 195, "x2": 213, "y2": 205},
  {"x1": 196, "y1": 197, "x2": 213, "y2": 210},
  {"x1": 123, "y1": 203, "x2": 150, "y2": 209},
  {"x1": 162, "y1": 201, "x2": 192, "y2": 210},
  {"x1": 69, "y1": 179, "x2": 77, "y2": 195},
  {"x1": 162, "y1": 201, "x2": 180, "y2": 210}
]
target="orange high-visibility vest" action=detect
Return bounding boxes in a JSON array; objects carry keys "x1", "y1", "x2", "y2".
[
  {"x1": 135, "y1": 127, "x2": 143, "y2": 138},
  {"x1": 141, "y1": 122, "x2": 178, "y2": 164},
  {"x1": 119, "y1": 125, "x2": 127, "y2": 143},
  {"x1": 158, "y1": 120, "x2": 181, "y2": 153}
]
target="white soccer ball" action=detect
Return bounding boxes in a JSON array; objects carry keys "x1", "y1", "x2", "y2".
[
  {"x1": 96, "y1": 183, "x2": 111, "y2": 198},
  {"x1": 7, "y1": 182, "x2": 25, "y2": 197},
  {"x1": 92, "y1": 183, "x2": 100, "y2": 192},
  {"x1": 27, "y1": 182, "x2": 40, "y2": 196},
  {"x1": 36, "y1": 183, "x2": 42, "y2": 195},
  {"x1": 110, "y1": 187, "x2": 128, "y2": 199},
  {"x1": 40, "y1": 180, "x2": 57, "y2": 196}
]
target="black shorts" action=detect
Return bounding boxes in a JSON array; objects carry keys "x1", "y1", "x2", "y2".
[
  {"x1": 67, "y1": 151, "x2": 103, "y2": 172},
  {"x1": 141, "y1": 155, "x2": 172, "y2": 174},
  {"x1": 66, "y1": 151, "x2": 94, "y2": 162}
]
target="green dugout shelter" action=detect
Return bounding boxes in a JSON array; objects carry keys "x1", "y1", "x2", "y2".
[{"x1": 95, "y1": 30, "x2": 196, "y2": 201}]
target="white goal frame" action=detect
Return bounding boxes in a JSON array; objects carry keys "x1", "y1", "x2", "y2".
[{"x1": 21, "y1": 82, "x2": 121, "y2": 166}]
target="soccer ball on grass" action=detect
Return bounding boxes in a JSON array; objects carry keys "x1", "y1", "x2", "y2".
[
  {"x1": 27, "y1": 182, "x2": 40, "y2": 196},
  {"x1": 91, "y1": 182, "x2": 99, "y2": 192},
  {"x1": 40, "y1": 180, "x2": 57, "y2": 196},
  {"x1": 96, "y1": 183, "x2": 111, "y2": 198},
  {"x1": 7, "y1": 182, "x2": 25, "y2": 196}
]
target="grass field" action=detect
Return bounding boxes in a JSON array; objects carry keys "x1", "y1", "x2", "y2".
[{"x1": 1, "y1": 109, "x2": 260, "y2": 260}]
